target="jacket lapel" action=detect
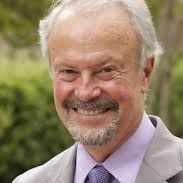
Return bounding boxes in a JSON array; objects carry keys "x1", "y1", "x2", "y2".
[
  {"x1": 135, "y1": 161, "x2": 168, "y2": 183},
  {"x1": 136, "y1": 116, "x2": 183, "y2": 183},
  {"x1": 54, "y1": 144, "x2": 77, "y2": 183}
]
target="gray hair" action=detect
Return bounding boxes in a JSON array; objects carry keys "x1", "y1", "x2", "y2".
[{"x1": 39, "y1": 0, "x2": 163, "y2": 67}]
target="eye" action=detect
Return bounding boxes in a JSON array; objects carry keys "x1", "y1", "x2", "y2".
[
  {"x1": 101, "y1": 67, "x2": 115, "y2": 73},
  {"x1": 97, "y1": 66, "x2": 116, "y2": 80},
  {"x1": 61, "y1": 69, "x2": 76, "y2": 74},
  {"x1": 54, "y1": 69, "x2": 78, "y2": 81}
]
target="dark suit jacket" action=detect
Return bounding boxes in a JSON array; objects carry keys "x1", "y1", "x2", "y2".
[{"x1": 13, "y1": 116, "x2": 183, "y2": 183}]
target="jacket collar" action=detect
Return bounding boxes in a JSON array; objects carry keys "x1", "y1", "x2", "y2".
[
  {"x1": 54, "y1": 144, "x2": 77, "y2": 183},
  {"x1": 54, "y1": 116, "x2": 183, "y2": 183},
  {"x1": 135, "y1": 116, "x2": 183, "y2": 183}
]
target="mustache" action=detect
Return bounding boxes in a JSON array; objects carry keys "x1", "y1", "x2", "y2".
[{"x1": 63, "y1": 97, "x2": 119, "y2": 110}]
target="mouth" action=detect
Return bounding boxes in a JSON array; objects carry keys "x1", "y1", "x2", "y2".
[{"x1": 73, "y1": 108, "x2": 109, "y2": 116}]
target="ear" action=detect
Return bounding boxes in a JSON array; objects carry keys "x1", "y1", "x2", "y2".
[{"x1": 141, "y1": 57, "x2": 155, "y2": 93}]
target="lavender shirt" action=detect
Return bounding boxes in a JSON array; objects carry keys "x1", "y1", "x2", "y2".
[{"x1": 74, "y1": 112, "x2": 155, "y2": 183}]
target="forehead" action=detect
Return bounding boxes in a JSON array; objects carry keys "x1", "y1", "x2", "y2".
[{"x1": 48, "y1": 4, "x2": 140, "y2": 63}]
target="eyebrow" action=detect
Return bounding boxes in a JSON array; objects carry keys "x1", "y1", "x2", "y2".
[
  {"x1": 94, "y1": 57, "x2": 125, "y2": 68},
  {"x1": 95, "y1": 59, "x2": 113, "y2": 67},
  {"x1": 96, "y1": 57, "x2": 125, "y2": 69},
  {"x1": 53, "y1": 62, "x2": 76, "y2": 70}
]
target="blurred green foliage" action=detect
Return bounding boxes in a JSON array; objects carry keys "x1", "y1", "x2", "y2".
[
  {"x1": 147, "y1": 0, "x2": 160, "y2": 23},
  {"x1": 0, "y1": 0, "x2": 52, "y2": 47},
  {"x1": 170, "y1": 58, "x2": 183, "y2": 137},
  {"x1": 0, "y1": 60, "x2": 73, "y2": 183}
]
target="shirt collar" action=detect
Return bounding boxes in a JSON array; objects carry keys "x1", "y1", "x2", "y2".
[
  {"x1": 74, "y1": 112, "x2": 155, "y2": 183},
  {"x1": 74, "y1": 143, "x2": 98, "y2": 183}
]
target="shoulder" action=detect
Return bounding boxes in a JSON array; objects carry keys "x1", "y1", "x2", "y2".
[
  {"x1": 168, "y1": 140, "x2": 183, "y2": 183},
  {"x1": 12, "y1": 144, "x2": 77, "y2": 183},
  {"x1": 148, "y1": 115, "x2": 183, "y2": 182},
  {"x1": 149, "y1": 115, "x2": 183, "y2": 156}
]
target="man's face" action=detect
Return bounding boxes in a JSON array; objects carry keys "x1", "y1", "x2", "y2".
[{"x1": 48, "y1": 6, "x2": 148, "y2": 147}]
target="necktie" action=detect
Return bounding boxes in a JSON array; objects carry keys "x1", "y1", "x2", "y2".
[{"x1": 88, "y1": 165, "x2": 114, "y2": 183}]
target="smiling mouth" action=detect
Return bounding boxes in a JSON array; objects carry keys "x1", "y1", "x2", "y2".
[{"x1": 73, "y1": 108, "x2": 109, "y2": 116}]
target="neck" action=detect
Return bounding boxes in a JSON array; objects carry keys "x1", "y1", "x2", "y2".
[
  {"x1": 84, "y1": 114, "x2": 143, "y2": 162},
  {"x1": 84, "y1": 135, "x2": 130, "y2": 162}
]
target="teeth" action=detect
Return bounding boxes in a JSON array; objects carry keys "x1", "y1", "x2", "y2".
[{"x1": 76, "y1": 108, "x2": 106, "y2": 116}]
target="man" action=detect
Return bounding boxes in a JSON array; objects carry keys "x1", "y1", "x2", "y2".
[{"x1": 13, "y1": 0, "x2": 183, "y2": 183}]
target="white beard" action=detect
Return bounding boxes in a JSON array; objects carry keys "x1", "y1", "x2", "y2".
[{"x1": 65, "y1": 111, "x2": 120, "y2": 146}]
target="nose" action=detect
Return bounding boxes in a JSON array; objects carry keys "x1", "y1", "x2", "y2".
[{"x1": 74, "y1": 76, "x2": 101, "y2": 101}]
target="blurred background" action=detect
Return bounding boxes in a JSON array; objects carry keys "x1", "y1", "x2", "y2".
[{"x1": 0, "y1": 0, "x2": 182, "y2": 182}]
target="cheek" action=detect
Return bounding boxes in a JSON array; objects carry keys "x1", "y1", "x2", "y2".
[
  {"x1": 115, "y1": 86, "x2": 136, "y2": 111},
  {"x1": 53, "y1": 80, "x2": 74, "y2": 107},
  {"x1": 101, "y1": 78, "x2": 136, "y2": 102}
]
